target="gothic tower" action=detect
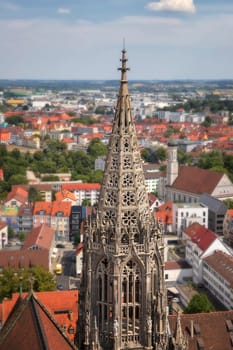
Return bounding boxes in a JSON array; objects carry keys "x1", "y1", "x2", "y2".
[
  {"x1": 166, "y1": 141, "x2": 178, "y2": 187},
  {"x1": 77, "y1": 49, "x2": 169, "y2": 350}
]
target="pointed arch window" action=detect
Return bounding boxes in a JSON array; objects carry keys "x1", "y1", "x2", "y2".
[
  {"x1": 97, "y1": 258, "x2": 113, "y2": 341},
  {"x1": 121, "y1": 259, "x2": 141, "y2": 343}
]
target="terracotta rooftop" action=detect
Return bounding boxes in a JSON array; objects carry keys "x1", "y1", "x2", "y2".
[
  {"x1": 51, "y1": 201, "x2": 72, "y2": 217},
  {"x1": 0, "y1": 249, "x2": 49, "y2": 270},
  {"x1": 183, "y1": 222, "x2": 217, "y2": 251},
  {"x1": 0, "y1": 292, "x2": 77, "y2": 350},
  {"x1": 169, "y1": 310, "x2": 233, "y2": 350},
  {"x1": 171, "y1": 166, "x2": 223, "y2": 194},
  {"x1": 0, "y1": 290, "x2": 78, "y2": 343},
  {"x1": 23, "y1": 224, "x2": 55, "y2": 250},
  {"x1": 62, "y1": 183, "x2": 101, "y2": 191},
  {"x1": 33, "y1": 201, "x2": 53, "y2": 215}
]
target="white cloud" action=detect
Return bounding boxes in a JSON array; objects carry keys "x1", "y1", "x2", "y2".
[
  {"x1": 57, "y1": 7, "x2": 71, "y2": 14},
  {"x1": 1, "y1": 13, "x2": 233, "y2": 79},
  {"x1": 146, "y1": 0, "x2": 196, "y2": 13}
]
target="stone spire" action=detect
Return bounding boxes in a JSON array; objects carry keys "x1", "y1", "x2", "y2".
[
  {"x1": 97, "y1": 48, "x2": 150, "y2": 245},
  {"x1": 76, "y1": 48, "x2": 169, "y2": 350}
]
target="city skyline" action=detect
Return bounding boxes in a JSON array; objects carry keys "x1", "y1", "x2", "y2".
[{"x1": 0, "y1": 0, "x2": 233, "y2": 80}]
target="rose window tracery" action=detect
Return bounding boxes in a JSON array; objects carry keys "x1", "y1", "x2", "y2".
[
  {"x1": 105, "y1": 191, "x2": 117, "y2": 207},
  {"x1": 103, "y1": 209, "x2": 116, "y2": 225},
  {"x1": 122, "y1": 173, "x2": 134, "y2": 187},
  {"x1": 122, "y1": 210, "x2": 137, "y2": 226},
  {"x1": 109, "y1": 173, "x2": 118, "y2": 187},
  {"x1": 122, "y1": 191, "x2": 136, "y2": 206},
  {"x1": 123, "y1": 137, "x2": 130, "y2": 152},
  {"x1": 110, "y1": 156, "x2": 119, "y2": 170},
  {"x1": 123, "y1": 156, "x2": 132, "y2": 169}
]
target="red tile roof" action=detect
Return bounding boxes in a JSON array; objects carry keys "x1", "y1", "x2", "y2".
[
  {"x1": 171, "y1": 166, "x2": 223, "y2": 195},
  {"x1": 5, "y1": 187, "x2": 28, "y2": 205},
  {"x1": 0, "y1": 249, "x2": 49, "y2": 270},
  {"x1": 62, "y1": 183, "x2": 101, "y2": 191},
  {"x1": 183, "y1": 222, "x2": 217, "y2": 251},
  {"x1": 55, "y1": 190, "x2": 76, "y2": 202},
  {"x1": 33, "y1": 201, "x2": 53, "y2": 215},
  {"x1": 51, "y1": 201, "x2": 72, "y2": 217},
  {"x1": 23, "y1": 224, "x2": 55, "y2": 250},
  {"x1": 0, "y1": 292, "x2": 77, "y2": 350},
  {"x1": 169, "y1": 310, "x2": 233, "y2": 350}
]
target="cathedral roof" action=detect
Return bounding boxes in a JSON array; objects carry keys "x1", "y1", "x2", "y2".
[
  {"x1": 169, "y1": 310, "x2": 233, "y2": 350},
  {"x1": 0, "y1": 292, "x2": 77, "y2": 350}
]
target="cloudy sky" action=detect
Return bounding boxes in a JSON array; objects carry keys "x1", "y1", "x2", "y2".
[{"x1": 0, "y1": 0, "x2": 233, "y2": 80}]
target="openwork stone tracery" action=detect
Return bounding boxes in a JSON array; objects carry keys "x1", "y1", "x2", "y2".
[{"x1": 77, "y1": 49, "x2": 170, "y2": 350}]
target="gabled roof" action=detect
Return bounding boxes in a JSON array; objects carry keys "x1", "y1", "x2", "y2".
[
  {"x1": 0, "y1": 290, "x2": 78, "y2": 343},
  {"x1": 183, "y1": 222, "x2": 217, "y2": 251},
  {"x1": 51, "y1": 201, "x2": 72, "y2": 217},
  {"x1": 33, "y1": 201, "x2": 53, "y2": 215},
  {"x1": 23, "y1": 224, "x2": 55, "y2": 250},
  {"x1": 171, "y1": 166, "x2": 223, "y2": 195},
  {"x1": 55, "y1": 190, "x2": 76, "y2": 202},
  {"x1": 5, "y1": 187, "x2": 28, "y2": 205},
  {"x1": 0, "y1": 292, "x2": 77, "y2": 350},
  {"x1": 169, "y1": 310, "x2": 233, "y2": 350}
]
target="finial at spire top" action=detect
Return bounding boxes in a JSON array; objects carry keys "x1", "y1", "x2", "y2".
[{"x1": 118, "y1": 45, "x2": 130, "y2": 83}]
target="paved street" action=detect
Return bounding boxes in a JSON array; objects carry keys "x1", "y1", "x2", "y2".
[{"x1": 55, "y1": 243, "x2": 79, "y2": 290}]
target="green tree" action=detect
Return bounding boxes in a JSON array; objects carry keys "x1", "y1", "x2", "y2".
[
  {"x1": 82, "y1": 198, "x2": 91, "y2": 206},
  {"x1": 201, "y1": 116, "x2": 212, "y2": 128},
  {"x1": 9, "y1": 174, "x2": 28, "y2": 186},
  {"x1": 28, "y1": 187, "x2": 42, "y2": 204},
  {"x1": 156, "y1": 146, "x2": 167, "y2": 162},
  {"x1": 41, "y1": 175, "x2": 60, "y2": 182},
  {"x1": 89, "y1": 170, "x2": 103, "y2": 183},
  {"x1": 184, "y1": 293, "x2": 215, "y2": 314},
  {"x1": 0, "y1": 266, "x2": 56, "y2": 301},
  {"x1": 5, "y1": 114, "x2": 24, "y2": 126},
  {"x1": 141, "y1": 148, "x2": 151, "y2": 162},
  {"x1": 87, "y1": 138, "x2": 107, "y2": 159},
  {"x1": 198, "y1": 150, "x2": 224, "y2": 170}
]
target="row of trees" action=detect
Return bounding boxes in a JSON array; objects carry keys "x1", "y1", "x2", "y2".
[
  {"x1": 161, "y1": 95, "x2": 233, "y2": 114},
  {"x1": 0, "y1": 138, "x2": 107, "y2": 199}
]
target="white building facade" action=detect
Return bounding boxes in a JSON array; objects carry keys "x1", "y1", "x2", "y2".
[{"x1": 173, "y1": 203, "x2": 208, "y2": 237}]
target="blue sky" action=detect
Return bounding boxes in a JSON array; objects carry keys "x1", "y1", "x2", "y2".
[{"x1": 0, "y1": 0, "x2": 233, "y2": 80}]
